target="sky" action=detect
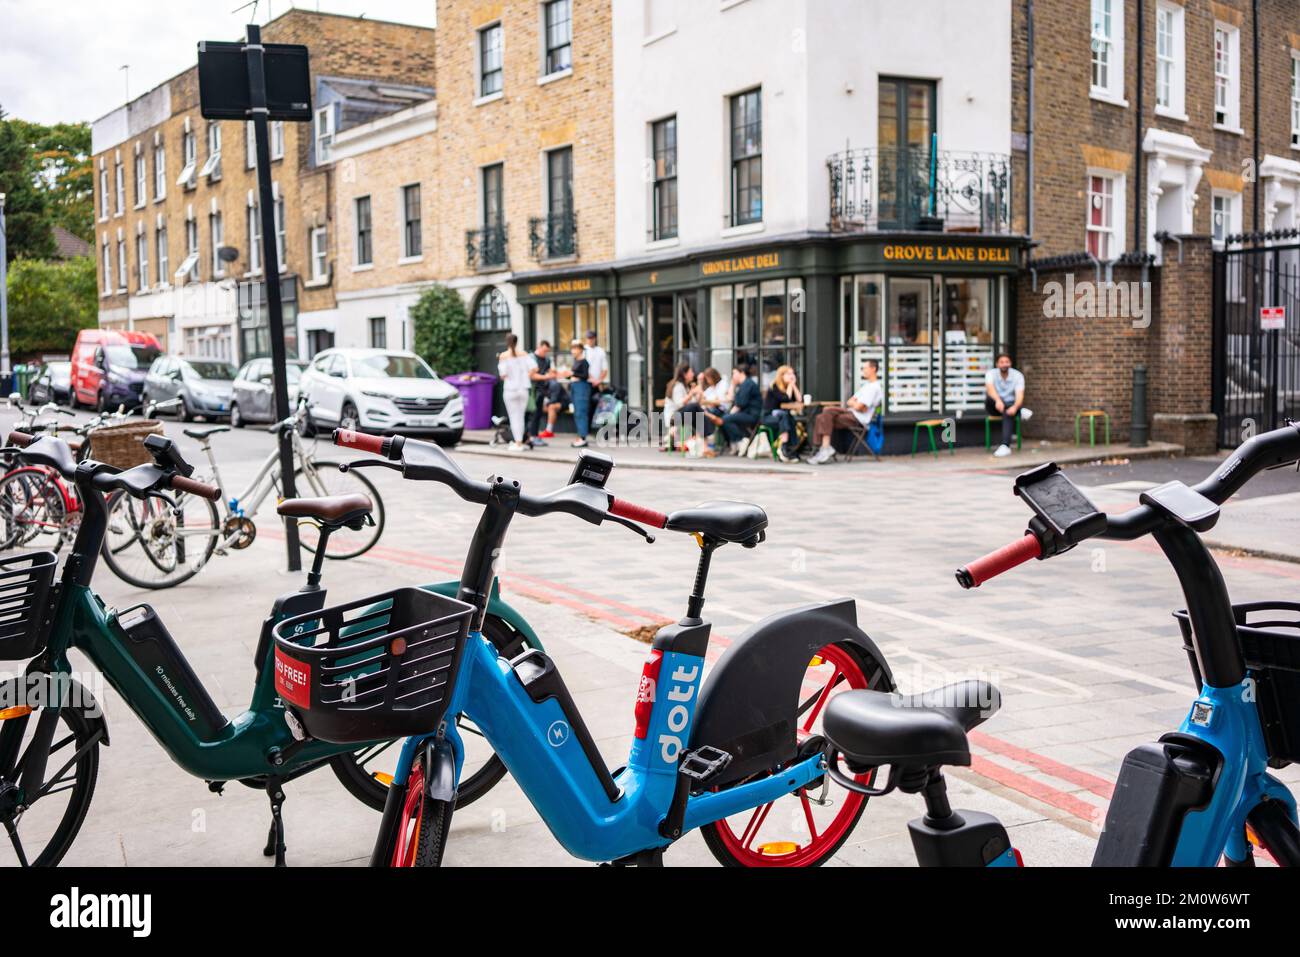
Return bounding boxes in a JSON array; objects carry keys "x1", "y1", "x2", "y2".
[{"x1": 0, "y1": 0, "x2": 438, "y2": 126}]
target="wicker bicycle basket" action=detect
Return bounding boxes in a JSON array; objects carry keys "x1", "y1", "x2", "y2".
[{"x1": 87, "y1": 420, "x2": 164, "y2": 469}]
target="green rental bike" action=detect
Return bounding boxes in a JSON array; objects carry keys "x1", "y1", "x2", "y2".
[{"x1": 0, "y1": 429, "x2": 539, "y2": 866}]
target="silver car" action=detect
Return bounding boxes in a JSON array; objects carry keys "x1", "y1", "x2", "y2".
[
  {"x1": 143, "y1": 356, "x2": 238, "y2": 422},
  {"x1": 230, "y1": 357, "x2": 306, "y2": 427}
]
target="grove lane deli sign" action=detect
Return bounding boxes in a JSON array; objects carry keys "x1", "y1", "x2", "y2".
[
  {"x1": 700, "y1": 251, "x2": 781, "y2": 277},
  {"x1": 883, "y1": 243, "x2": 1015, "y2": 264}
]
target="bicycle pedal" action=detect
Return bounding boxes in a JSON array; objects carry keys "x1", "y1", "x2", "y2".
[{"x1": 678, "y1": 745, "x2": 732, "y2": 783}]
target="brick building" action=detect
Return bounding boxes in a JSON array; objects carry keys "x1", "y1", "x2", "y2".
[
  {"x1": 1012, "y1": 0, "x2": 1300, "y2": 452},
  {"x1": 314, "y1": 0, "x2": 613, "y2": 376},
  {"x1": 89, "y1": 9, "x2": 436, "y2": 376}
]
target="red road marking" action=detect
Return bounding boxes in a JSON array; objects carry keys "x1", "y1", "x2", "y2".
[
  {"x1": 969, "y1": 731, "x2": 1114, "y2": 800},
  {"x1": 970, "y1": 755, "x2": 1103, "y2": 825}
]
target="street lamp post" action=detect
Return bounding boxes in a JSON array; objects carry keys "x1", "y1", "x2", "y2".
[{"x1": 0, "y1": 192, "x2": 9, "y2": 396}]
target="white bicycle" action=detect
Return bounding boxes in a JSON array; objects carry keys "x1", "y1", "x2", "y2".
[{"x1": 101, "y1": 401, "x2": 386, "y2": 589}]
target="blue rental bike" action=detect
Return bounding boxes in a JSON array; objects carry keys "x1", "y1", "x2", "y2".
[
  {"x1": 822, "y1": 423, "x2": 1300, "y2": 867},
  {"x1": 271, "y1": 430, "x2": 895, "y2": 867}
]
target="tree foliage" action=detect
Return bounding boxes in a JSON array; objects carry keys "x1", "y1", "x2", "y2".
[
  {"x1": 5, "y1": 256, "x2": 98, "y2": 357},
  {"x1": 411, "y1": 284, "x2": 474, "y2": 377},
  {"x1": 0, "y1": 105, "x2": 94, "y2": 262}
]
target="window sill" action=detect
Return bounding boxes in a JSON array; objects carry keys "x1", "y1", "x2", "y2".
[
  {"x1": 646, "y1": 236, "x2": 680, "y2": 251},
  {"x1": 721, "y1": 221, "x2": 765, "y2": 239},
  {"x1": 1089, "y1": 90, "x2": 1129, "y2": 108},
  {"x1": 1154, "y1": 107, "x2": 1188, "y2": 123},
  {"x1": 1214, "y1": 123, "x2": 1245, "y2": 136},
  {"x1": 643, "y1": 26, "x2": 677, "y2": 46},
  {"x1": 474, "y1": 91, "x2": 504, "y2": 107},
  {"x1": 303, "y1": 276, "x2": 331, "y2": 289},
  {"x1": 540, "y1": 254, "x2": 578, "y2": 265},
  {"x1": 242, "y1": 270, "x2": 264, "y2": 280},
  {"x1": 133, "y1": 202, "x2": 146, "y2": 211},
  {"x1": 153, "y1": 196, "x2": 165, "y2": 204},
  {"x1": 352, "y1": 262, "x2": 374, "y2": 272},
  {"x1": 538, "y1": 69, "x2": 572, "y2": 87},
  {"x1": 398, "y1": 255, "x2": 424, "y2": 266}
]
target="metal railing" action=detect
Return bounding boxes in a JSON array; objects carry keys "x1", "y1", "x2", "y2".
[
  {"x1": 529, "y1": 210, "x2": 578, "y2": 261},
  {"x1": 827, "y1": 146, "x2": 1012, "y2": 234},
  {"x1": 466, "y1": 224, "x2": 508, "y2": 271}
]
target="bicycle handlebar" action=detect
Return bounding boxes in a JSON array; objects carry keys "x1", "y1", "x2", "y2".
[
  {"x1": 958, "y1": 423, "x2": 1300, "y2": 586},
  {"x1": 609, "y1": 498, "x2": 668, "y2": 529},
  {"x1": 168, "y1": 474, "x2": 222, "y2": 501},
  {"x1": 8, "y1": 430, "x2": 34, "y2": 448}
]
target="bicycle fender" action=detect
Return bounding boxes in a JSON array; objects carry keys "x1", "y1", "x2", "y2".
[
  {"x1": 688, "y1": 599, "x2": 894, "y2": 789},
  {"x1": 419, "y1": 578, "x2": 544, "y2": 651},
  {"x1": 423, "y1": 736, "x2": 458, "y2": 803},
  {"x1": 3, "y1": 673, "x2": 110, "y2": 750}
]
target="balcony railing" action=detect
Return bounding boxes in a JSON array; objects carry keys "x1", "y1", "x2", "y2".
[
  {"x1": 827, "y1": 146, "x2": 1012, "y2": 234},
  {"x1": 529, "y1": 210, "x2": 578, "y2": 261},
  {"x1": 466, "y1": 224, "x2": 508, "y2": 271}
]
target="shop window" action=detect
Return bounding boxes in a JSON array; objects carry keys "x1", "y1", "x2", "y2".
[
  {"x1": 625, "y1": 299, "x2": 647, "y2": 410},
  {"x1": 709, "y1": 278, "x2": 802, "y2": 387}
]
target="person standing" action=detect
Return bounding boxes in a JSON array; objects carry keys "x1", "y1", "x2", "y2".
[
  {"x1": 497, "y1": 334, "x2": 537, "y2": 451},
  {"x1": 526, "y1": 340, "x2": 560, "y2": 446},
  {"x1": 809, "y1": 359, "x2": 884, "y2": 465},
  {"x1": 558, "y1": 339, "x2": 592, "y2": 448},
  {"x1": 584, "y1": 330, "x2": 608, "y2": 391},
  {"x1": 985, "y1": 352, "x2": 1025, "y2": 458}
]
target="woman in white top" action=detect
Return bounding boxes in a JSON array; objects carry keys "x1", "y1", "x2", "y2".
[
  {"x1": 663, "y1": 363, "x2": 695, "y2": 429},
  {"x1": 497, "y1": 333, "x2": 537, "y2": 450}
]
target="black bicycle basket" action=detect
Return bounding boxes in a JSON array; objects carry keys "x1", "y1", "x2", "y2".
[
  {"x1": 0, "y1": 551, "x2": 58, "y2": 661},
  {"x1": 271, "y1": 587, "x2": 474, "y2": 744},
  {"x1": 1176, "y1": 601, "x2": 1300, "y2": 765}
]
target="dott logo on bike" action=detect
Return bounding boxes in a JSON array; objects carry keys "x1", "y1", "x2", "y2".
[
  {"x1": 273, "y1": 650, "x2": 311, "y2": 709},
  {"x1": 632, "y1": 651, "x2": 663, "y2": 740},
  {"x1": 657, "y1": 658, "x2": 701, "y2": 765},
  {"x1": 547, "y1": 720, "x2": 570, "y2": 747}
]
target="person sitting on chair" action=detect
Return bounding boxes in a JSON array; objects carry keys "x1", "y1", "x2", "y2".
[
  {"x1": 809, "y1": 359, "x2": 883, "y2": 465},
  {"x1": 662, "y1": 362, "x2": 695, "y2": 448},
  {"x1": 985, "y1": 352, "x2": 1025, "y2": 458},
  {"x1": 708, "y1": 364, "x2": 761, "y2": 455},
  {"x1": 761, "y1": 364, "x2": 801, "y2": 463}
]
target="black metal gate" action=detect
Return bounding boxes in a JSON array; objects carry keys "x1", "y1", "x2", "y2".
[{"x1": 1212, "y1": 238, "x2": 1300, "y2": 447}]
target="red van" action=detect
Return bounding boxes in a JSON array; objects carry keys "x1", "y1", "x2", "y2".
[{"x1": 70, "y1": 329, "x2": 164, "y2": 411}]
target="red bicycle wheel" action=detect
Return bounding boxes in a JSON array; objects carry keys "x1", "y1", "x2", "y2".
[
  {"x1": 389, "y1": 757, "x2": 453, "y2": 867},
  {"x1": 701, "y1": 641, "x2": 879, "y2": 867}
]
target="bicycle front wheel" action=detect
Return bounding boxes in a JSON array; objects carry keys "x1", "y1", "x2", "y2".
[
  {"x1": 100, "y1": 490, "x2": 220, "y2": 589},
  {"x1": 285, "y1": 461, "x2": 385, "y2": 559},
  {"x1": 0, "y1": 468, "x2": 70, "y2": 553}
]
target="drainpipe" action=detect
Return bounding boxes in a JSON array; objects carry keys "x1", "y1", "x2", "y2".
[
  {"x1": 1252, "y1": 0, "x2": 1260, "y2": 232},
  {"x1": 1025, "y1": 0, "x2": 1035, "y2": 239},
  {"x1": 1134, "y1": 0, "x2": 1144, "y2": 255}
]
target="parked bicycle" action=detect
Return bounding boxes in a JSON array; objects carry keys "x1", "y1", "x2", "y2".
[
  {"x1": 272, "y1": 431, "x2": 894, "y2": 867},
  {"x1": 101, "y1": 398, "x2": 386, "y2": 589},
  {"x1": 0, "y1": 428, "x2": 537, "y2": 867},
  {"x1": 822, "y1": 423, "x2": 1300, "y2": 867}
]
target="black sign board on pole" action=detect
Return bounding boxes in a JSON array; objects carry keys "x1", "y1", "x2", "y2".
[{"x1": 197, "y1": 24, "x2": 309, "y2": 573}]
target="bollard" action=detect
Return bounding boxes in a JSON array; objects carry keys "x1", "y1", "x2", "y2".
[{"x1": 1130, "y1": 365, "x2": 1149, "y2": 448}]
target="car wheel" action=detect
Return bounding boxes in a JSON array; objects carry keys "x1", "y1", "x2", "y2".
[
  {"x1": 96, "y1": 390, "x2": 108, "y2": 414},
  {"x1": 434, "y1": 429, "x2": 463, "y2": 449},
  {"x1": 296, "y1": 411, "x2": 315, "y2": 438},
  {"x1": 339, "y1": 401, "x2": 361, "y2": 433},
  {"x1": 230, "y1": 402, "x2": 244, "y2": 428},
  {"x1": 180, "y1": 397, "x2": 195, "y2": 422}
]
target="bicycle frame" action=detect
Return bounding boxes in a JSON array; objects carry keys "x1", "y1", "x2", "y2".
[{"x1": 393, "y1": 631, "x2": 827, "y2": 863}]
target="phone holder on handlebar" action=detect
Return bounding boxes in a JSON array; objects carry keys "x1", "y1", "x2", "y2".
[
  {"x1": 143, "y1": 434, "x2": 194, "y2": 477},
  {"x1": 1013, "y1": 463, "x2": 1106, "y2": 557}
]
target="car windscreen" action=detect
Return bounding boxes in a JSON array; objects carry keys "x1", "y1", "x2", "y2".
[
  {"x1": 186, "y1": 361, "x2": 237, "y2": 381},
  {"x1": 106, "y1": 345, "x2": 162, "y2": 369},
  {"x1": 352, "y1": 354, "x2": 435, "y2": 379}
]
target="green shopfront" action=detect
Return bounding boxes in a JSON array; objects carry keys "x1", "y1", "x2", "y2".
[{"x1": 513, "y1": 233, "x2": 1026, "y2": 436}]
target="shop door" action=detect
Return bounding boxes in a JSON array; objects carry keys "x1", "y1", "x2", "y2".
[
  {"x1": 650, "y1": 295, "x2": 676, "y2": 409},
  {"x1": 878, "y1": 78, "x2": 936, "y2": 229}
]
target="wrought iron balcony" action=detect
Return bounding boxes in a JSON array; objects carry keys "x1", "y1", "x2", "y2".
[
  {"x1": 529, "y1": 210, "x2": 578, "y2": 261},
  {"x1": 827, "y1": 146, "x2": 1012, "y2": 234},
  {"x1": 466, "y1": 224, "x2": 508, "y2": 271}
]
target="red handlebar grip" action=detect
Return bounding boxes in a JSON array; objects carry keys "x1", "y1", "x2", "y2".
[
  {"x1": 170, "y1": 475, "x2": 222, "y2": 502},
  {"x1": 609, "y1": 498, "x2": 668, "y2": 529},
  {"x1": 956, "y1": 533, "x2": 1042, "y2": 589},
  {"x1": 335, "y1": 429, "x2": 387, "y2": 456},
  {"x1": 7, "y1": 431, "x2": 34, "y2": 448}
]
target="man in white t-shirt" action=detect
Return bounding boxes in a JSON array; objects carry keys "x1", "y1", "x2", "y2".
[
  {"x1": 584, "y1": 330, "x2": 608, "y2": 389},
  {"x1": 985, "y1": 353, "x2": 1026, "y2": 457},
  {"x1": 809, "y1": 360, "x2": 884, "y2": 465}
]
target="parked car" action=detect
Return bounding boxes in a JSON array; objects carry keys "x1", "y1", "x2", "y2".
[
  {"x1": 70, "y1": 329, "x2": 163, "y2": 411},
  {"x1": 143, "y1": 355, "x2": 238, "y2": 422},
  {"x1": 298, "y1": 348, "x2": 464, "y2": 446},
  {"x1": 26, "y1": 361, "x2": 73, "y2": 406},
  {"x1": 230, "y1": 357, "x2": 307, "y2": 427}
]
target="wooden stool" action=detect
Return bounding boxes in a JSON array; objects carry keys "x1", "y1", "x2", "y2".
[
  {"x1": 984, "y1": 414, "x2": 1022, "y2": 451},
  {"x1": 911, "y1": 419, "x2": 953, "y2": 458},
  {"x1": 1075, "y1": 410, "x2": 1111, "y2": 447}
]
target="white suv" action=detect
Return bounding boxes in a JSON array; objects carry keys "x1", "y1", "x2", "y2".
[{"x1": 299, "y1": 348, "x2": 464, "y2": 446}]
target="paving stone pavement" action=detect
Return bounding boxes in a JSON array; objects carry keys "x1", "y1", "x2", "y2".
[{"x1": 4, "y1": 409, "x2": 1298, "y2": 867}]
